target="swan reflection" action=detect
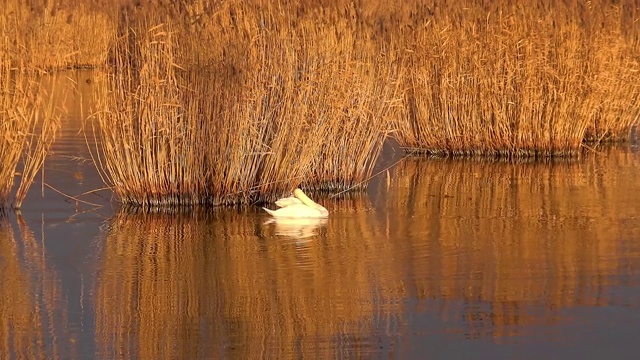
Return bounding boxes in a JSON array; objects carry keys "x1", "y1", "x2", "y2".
[{"x1": 264, "y1": 217, "x2": 327, "y2": 239}]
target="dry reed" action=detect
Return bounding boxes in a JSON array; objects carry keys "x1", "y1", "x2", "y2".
[
  {"x1": 0, "y1": 61, "x2": 27, "y2": 205},
  {"x1": 0, "y1": 52, "x2": 62, "y2": 208},
  {"x1": 12, "y1": 81, "x2": 64, "y2": 209},
  {"x1": 93, "y1": 3, "x2": 400, "y2": 206},
  {"x1": 0, "y1": 0, "x2": 114, "y2": 70},
  {"x1": 392, "y1": 1, "x2": 640, "y2": 156},
  {"x1": 5, "y1": 0, "x2": 640, "y2": 206}
]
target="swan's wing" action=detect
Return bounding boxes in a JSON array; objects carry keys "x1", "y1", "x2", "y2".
[
  {"x1": 263, "y1": 207, "x2": 278, "y2": 217},
  {"x1": 275, "y1": 196, "x2": 303, "y2": 208}
]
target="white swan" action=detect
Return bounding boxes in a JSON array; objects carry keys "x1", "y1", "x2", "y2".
[{"x1": 263, "y1": 188, "x2": 329, "y2": 218}]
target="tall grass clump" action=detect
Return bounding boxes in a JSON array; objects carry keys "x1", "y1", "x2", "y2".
[
  {"x1": 93, "y1": 21, "x2": 206, "y2": 206},
  {"x1": 0, "y1": 50, "x2": 61, "y2": 209},
  {"x1": 93, "y1": 3, "x2": 400, "y2": 206},
  {"x1": 0, "y1": 62, "x2": 26, "y2": 206},
  {"x1": 295, "y1": 12, "x2": 403, "y2": 192},
  {"x1": 2, "y1": 0, "x2": 639, "y2": 160},
  {"x1": 392, "y1": 1, "x2": 640, "y2": 157},
  {"x1": 198, "y1": 4, "x2": 401, "y2": 196}
]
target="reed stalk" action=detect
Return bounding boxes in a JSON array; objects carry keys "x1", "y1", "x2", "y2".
[
  {"x1": 94, "y1": 21, "x2": 200, "y2": 206},
  {"x1": 0, "y1": 0, "x2": 114, "y2": 70},
  {"x1": 13, "y1": 78, "x2": 63, "y2": 209},
  {"x1": 1, "y1": 22, "x2": 62, "y2": 209},
  {"x1": 0, "y1": 61, "x2": 28, "y2": 205}
]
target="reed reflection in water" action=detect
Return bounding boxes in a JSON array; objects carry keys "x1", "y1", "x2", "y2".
[
  {"x1": 95, "y1": 198, "x2": 399, "y2": 359},
  {"x1": 382, "y1": 147, "x2": 640, "y2": 341},
  {"x1": 0, "y1": 216, "x2": 74, "y2": 359},
  {"x1": 92, "y1": 144, "x2": 640, "y2": 358}
]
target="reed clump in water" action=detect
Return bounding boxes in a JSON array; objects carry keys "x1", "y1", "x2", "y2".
[
  {"x1": 94, "y1": 3, "x2": 399, "y2": 206},
  {"x1": 0, "y1": 55, "x2": 62, "y2": 209},
  {"x1": 391, "y1": 1, "x2": 640, "y2": 156},
  {"x1": 0, "y1": 62, "x2": 27, "y2": 206},
  {"x1": 93, "y1": 21, "x2": 201, "y2": 207}
]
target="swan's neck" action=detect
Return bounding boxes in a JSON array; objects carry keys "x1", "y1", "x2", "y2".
[{"x1": 293, "y1": 189, "x2": 318, "y2": 208}]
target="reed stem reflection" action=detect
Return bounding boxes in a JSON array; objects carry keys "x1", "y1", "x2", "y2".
[
  {"x1": 95, "y1": 198, "x2": 411, "y2": 359},
  {"x1": 382, "y1": 148, "x2": 639, "y2": 339},
  {"x1": 0, "y1": 215, "x2": 72, "y2": 359}
]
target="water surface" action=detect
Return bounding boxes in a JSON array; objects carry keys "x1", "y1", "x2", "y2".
[{"x1": 1, "y1": 71, "x2": 640, "y2": 359}]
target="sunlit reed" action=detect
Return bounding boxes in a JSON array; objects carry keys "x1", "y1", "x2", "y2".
[
  {"x1": 0, "y1": 50, "x2": 62, "y2": 208},
  {"x1": 13, "y1": 76, "x2": 64, "y2": 209},
  {"x1": 0, "y1": 0, "x2": 114, "y2": 70},
  {"x1": 4, "y1": 0, "x2": 640, "y2": 206},
  {"x1": 392, "y1": 1, "x2": 640, "y2": 156},
  {"x1": 0, "y1": 60, "x2": 27, "y2": 205},
  {"x1": 93, "y1": 4, "x2": 398, "y2": 206}
]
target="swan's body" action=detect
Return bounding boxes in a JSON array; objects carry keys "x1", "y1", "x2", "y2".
[{"x1": 263, "y1": 189, "x2": 328, "y2": 218}]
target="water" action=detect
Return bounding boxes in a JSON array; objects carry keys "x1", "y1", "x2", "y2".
[{"x1": 1, "y1": 71, "x2": 640, "y2": 359}]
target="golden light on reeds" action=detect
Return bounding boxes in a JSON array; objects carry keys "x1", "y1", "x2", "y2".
[
  {"x1": 92, "y1": 3, "x2": 399, "y2": 206},
  {"x1": 0, "y1": 49, "x2": 62, "y2": 208},
  {"x1": 381, "y1": 149, "x2": 639, "y2": 339},
  {"x1": 0, "y1": 0, "x2": 114, "y2": 70},
  {"x1": 392, "y1": 1, "x2": 640, "y2": 156},
  {"x1": 3, "y1": 0, "x2": 639, "y2": 206}
]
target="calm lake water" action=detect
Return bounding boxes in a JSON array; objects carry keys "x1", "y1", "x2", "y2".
[{"x1": 2, "y1": 71, "x2": 640, "y2": 359}]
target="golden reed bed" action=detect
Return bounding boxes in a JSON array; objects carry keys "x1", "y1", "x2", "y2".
[{"x1": 2, "y1": 0, "x2": 639, "y2": 206}]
